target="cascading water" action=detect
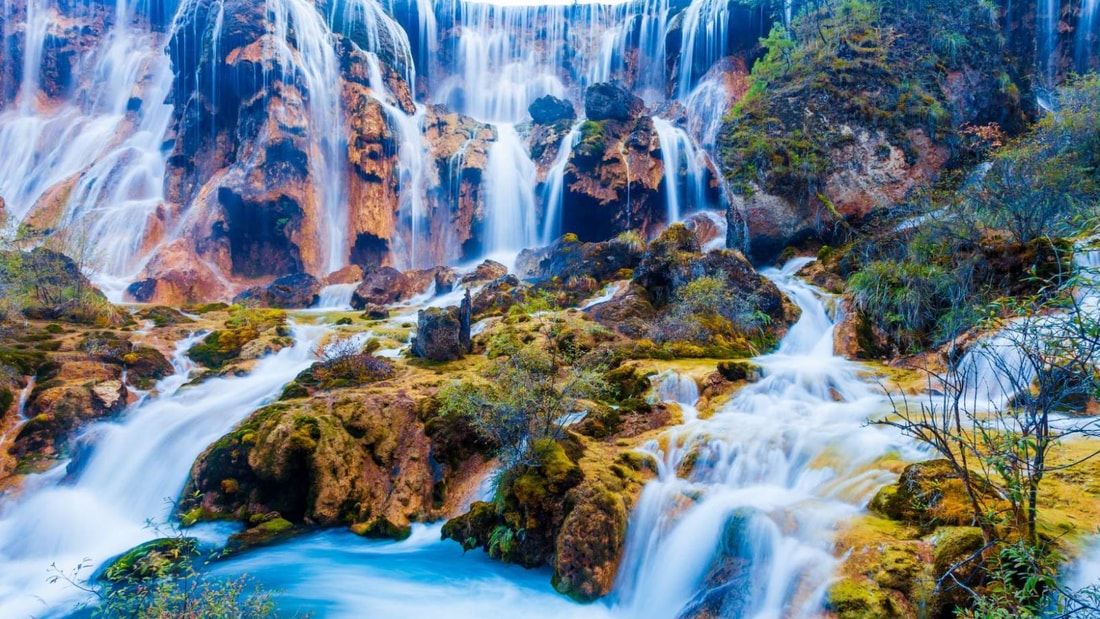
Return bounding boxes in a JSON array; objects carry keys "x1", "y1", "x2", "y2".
[
  {"x1": 541, "y1": 121, "x2": 583, "y2": 245},
  {"x1": 0, "y1": 0, "x2": 175, "y2": 287},
  {"x1": 1077, "y1": 0, "x2": 1100, "y2": 71},
  {"x1": 202, "y1": 259, "x2": 915, "y2": 618},
  {"x1": 675, "y1": 0, "x2": 732, "y2": 98},
  {"x1": 0, "y1": 325, "x2": 327, "y2": 617},
  {"x1": 1039, "y1": 0, "x2": 1060, "y2": 86},
  {"x1": 484, "y1": 123, "x2": 539, "y2": 260},
  {"x1": 613, "y1": 258, "x2": 912, "y2": 618},
  {"x1": 652, "y1": 116, "x2": 707, "y2": 224},
  {"x1": 266, "y1": 0, "x2": 350, "y2": 274}
]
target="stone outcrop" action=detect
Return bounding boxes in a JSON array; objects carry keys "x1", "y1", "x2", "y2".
[
  {"x1": 411, "y1": 292, "x2": 473, "y2": 362},
  {"x1": 179, "y1": 375, "x2": 490, "y2": 541},
  {"x1": 584, "y1": 82, "x2": 644, "y2": 122},
  {"x1": 233, "y1": 273, "x2": 321, "y2": 309},
  {"x1": 529, "y1": 94, "x2": 576, "y2": 125}
]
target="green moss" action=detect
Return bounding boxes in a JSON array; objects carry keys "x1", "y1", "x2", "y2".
[
  {"x1": 103, "y1": 537, "x2": 200, "y2": 583},
  {"x1": 932, "y1": 526, "x2": 985, "y2": 576},
  {"x1": 827, "y1": 577, "x2": 894, "y2": 618}
]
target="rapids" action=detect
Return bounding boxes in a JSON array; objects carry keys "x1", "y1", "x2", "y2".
[
  {"x1": 0, "y1": 324, "x2": 328, "y2": 617},
  {"x1": 211, "y1": 258, "x2": 913, "y2": 617}
]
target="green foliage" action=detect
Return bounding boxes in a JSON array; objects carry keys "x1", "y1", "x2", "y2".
[
  {"x1": 653, "y1": 273, "x2": 772, "y2": 355},
  {"x1": 965, "y1": 74, "x2": 1100, "y2": 243},
  {"x1": 720, "y1": 0, "x2": 1013, "y2": 203},
  {"x1": 848, "y1": 260, "x2": 956, "y2": 350},
  {"x1": 94, "y1": 574, "x2": 279, "y2": 619}
]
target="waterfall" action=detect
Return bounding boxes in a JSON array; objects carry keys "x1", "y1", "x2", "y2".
[
  {"x1": 363, "y1": 52, "x2": 432, "y2": 270},
  {"x1": 684, "y1": 73, "x2": 734, "y2": 153},
  {"x1": 266, "y1": 0, "x2": 350, "y2": 274},
  {"x1": 654, "y1": 371, "x2": 701, "y2": 421},
  {"x1": 483, "y1": 123, "x2": 539, "y2": 259},
  {"x1": 0, "y1": 1, "x2": 175, "y2": 283},
  {"x1": 613, "y1": 258, "x2": 907, "y2": 617},
  {"x1": 652, "y1": 116, "x2": 707, "y2": 225},
  {"x1": 540, "y1": 121, "x2": 583, "y2": 245},
  {"x1": 675, "y1": 0, "x2": 732, "y2": 98},
  {"x1": 1039, "y1": 0, "x2": 1060, "y2": 86},
  {"x1": 1077, "y1": 0, "x2": 1100, "y2": 71},
  {"x1": 0, "y1": 325, "x2": 327, "y2": 617},
  {"x1": 314, "y1": 283, "x2": 359, "y2": 310},
  {"x1": 956, "y1": 243, "x2": 1100, "y2": 411}
]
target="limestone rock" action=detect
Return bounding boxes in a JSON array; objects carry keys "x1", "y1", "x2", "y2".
[
  {"x1": 585, "y1": 82, "x2": 644, "y2": 122},
  {"x1": 529, "y1": 94, "x2": 576, "y2": 125}
]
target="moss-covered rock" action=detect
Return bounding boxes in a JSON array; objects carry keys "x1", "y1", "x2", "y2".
[
  {"x1": 869, "y1": 459, "x2": 999, "y2": 531},
  {"x1": 444, "y1": 435, "x2": 651, "y2": 602},
  {"x1": 102, "y1": 537, "x2": 200, "y2": 583},
  {"x1": 827, "y1": 577, "x2": 898, "y2": 619},
  {"x1": 181, "y1": 387, "x2": 480, "y2": 541}
]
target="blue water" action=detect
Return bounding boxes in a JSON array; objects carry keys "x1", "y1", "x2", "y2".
[{"x1": 210, "y1": 525, "x2": 614, "y2": 619}]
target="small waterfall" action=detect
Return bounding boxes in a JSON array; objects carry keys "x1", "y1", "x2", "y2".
[
  {"x1": 684, "y1": 73, "x2": 734, "y2": 153},
  {"x1": 1077, "y1": 0, "x2": 1100, "y2": 71},
  {"x1": 314, "y1": 283, "x2": 359, "y2": 310},
  {"x1": 956, "y1": 243, "x2": 1100, "y2": 411},
  {"x1": 676, "y1": 0, "x2": 733, "y2": 98},
  {"x1": 654, "y1": 371, "x2": 701, "y2": 422},
  {"x1": 267, "y1": 0, "x2": 350, "y2": 274},
  {"x1": 15, "y1": 376, "x2": 36, "y2": 420},
  {"x1": 483, "y1": 123, "x2": 539, "y2": 259},
  {"x1": 1039, "y1": 0, "x2": 1060, "y2": 86},
  {"x1": 540, "y1": 121, "x2": 583, "y2": 245},
  {"x1": 0, "y1": 325, "x2": 327, "y2": 617},
  {"x1": 612, "y1": 258, "x2": 906, "y2": 617},
  {"x1": 0, "y1": 1, "x2": 175, "y2": 282},
  {"x1": 363, "y1": 52, "x2": 432, "y2": 270},
  {"x1": 652, "y1": 116, "x2": 707, "y2": 225}
]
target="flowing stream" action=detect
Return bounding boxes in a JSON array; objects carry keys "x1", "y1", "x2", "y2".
[
  {"x1": 189, "y1": 258, "x2": 913, "y2": 618},
  {"x1": 0, "y1": 258, "x2": 920, "y2": 617},
  {"x1": 0, "y1": 324, "x2": 327, "y2": 617}
]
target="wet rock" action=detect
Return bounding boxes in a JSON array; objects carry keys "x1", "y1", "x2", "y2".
[
  {"x1": 515, "y1": 234, "x2": 643, "y2": 285},
  {"x1": 470, "y1": 275, "x2": 530, "y2": 320},
  {"x1": 127, "y1": 239, "x2": 230, "y2": 304},
  {"x1": 677, "y1": 510, "x2": 764, "y2": 619},
  {"x1": 323, "y1": 265, "x2": 365, "y2": 286},
  {"x1": 434, "y1": 267, "x2": 461, "y2": 294},
  {"x1": 351, "y1": 267, "x2": 414, "y2": 308},
  {"x1": 181, "y1": 387, "x2": 478, "y2": 540},
  {"x1": 460, "y1": 260, "x2": 509, "y2": 286},
  {"x1": 634, "y1": 225, "x2": 787, "y2": 323},
  {"x1": 585, "y1": 82, "x2": 645, "y2": 122},
  {"x1": 233, "y1": 273, "x2": 321, "y2": 309},
  {"x1": 529, "y1": 94, "x2": 576, "y2": 125},
  {"x1": 411, "y1": 293, "x2": 472, "y2": 361}
]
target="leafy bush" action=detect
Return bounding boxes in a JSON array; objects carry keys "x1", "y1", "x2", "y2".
[
  {"x1": 651, "y1": 274, "x2": 771, "y2": 355},
  {"x1": 965, "y1": 74, "x2": 1100, "y2": 243}
]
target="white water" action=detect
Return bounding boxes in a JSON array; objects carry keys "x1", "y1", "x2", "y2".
[
  {"x1": 0, "y1": 325, "x2": 327, "y2": 617},
  {"x1": 15, "y1": 375, "x2": 35, "y2": 420},
  {"x1": 313, "y1": 283, "x2": 359, "y2": 310},
  {"x1": 676, "y1": 0, "x2": 732, "y2": 98},
  {"x1": 0, "y1": 1, "x2": 175, "y2": 283},
  {"x1": 652, "y1": 116, "x2": 708, "y2": 225},
  {"x1": 201, "y1": 258, "x2": 915, "y2": 618},
  {"x1": 1078, "y1": 0, "x2": 1100, "y2": 71},
  {"x1": 956, "y1": 244, "x2": 1100, "y2": 410},
  {"x1": 614, "y1": 258, "x2": 911, "y2": 618},
  {"x1": 484, "y1": 123, "x2": 540, "y2": 255},
  {"x1": 541, "y1": 121, "x2": 583, "y2": 245}
]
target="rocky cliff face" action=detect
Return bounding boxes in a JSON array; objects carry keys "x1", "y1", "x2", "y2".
[{"x1": 0, "y1": 0, "x2": 1092, "y2": 303}]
